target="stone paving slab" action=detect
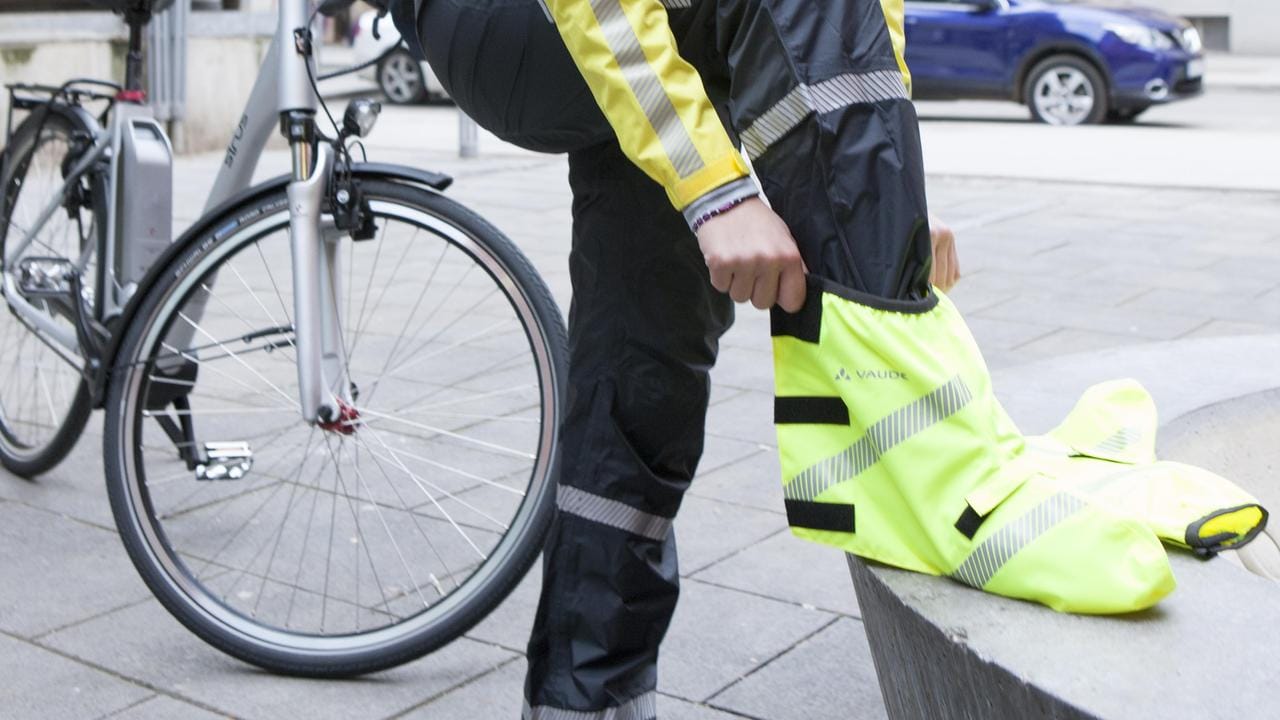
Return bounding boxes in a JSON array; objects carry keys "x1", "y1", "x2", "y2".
[
  {"x1": 659, "y1": 580, "x2": 835, "y2": 703},
  {"x1": 0, "y1": 432, "x2": 115, "y2": 531},
  {"x1": 673, "y1": 494, "x2": 788, "y2": 576},
  {"x1": 101, "y1": 694, "x2": 228, "y2": 720},
  {"x1": 464, "y1": 565, "x2": 540, "y2": 654},
  {"x1": 691, "y1": 532, "x2": 860, "y2": 619},
  {"x1": 686, "y1": 449, "x2": 786, "y2": 514},
  {"x1": 703, "y1": 390, "x2": 778, "y2": 449},
  {"x1": 0, "y1": 633, "x2": 152, "y2": 720},
  {"x1": 0, "y1": 503, "x2": 151, "y2": 639},
  {"x1": 708, "y1": 618, "x2": 886, "y2": 720},
  {"x1": 39, "y1": 600, "x2": 516, "y2": 720}
]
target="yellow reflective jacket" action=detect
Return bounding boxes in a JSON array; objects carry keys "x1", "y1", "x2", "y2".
[
  {"x1": 543, "y1": 0, "x2": 912, "y2": 211},
  {"x1": 545, "y1": 0, "x2": 747, "y2": 209}
]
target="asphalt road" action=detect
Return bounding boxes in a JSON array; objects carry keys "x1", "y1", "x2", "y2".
[{"x1": 915, "y1": 87, "x2": 1280, "y2": 191}]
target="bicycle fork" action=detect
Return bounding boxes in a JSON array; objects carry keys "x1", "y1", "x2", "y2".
[{"x1": 287, "y1": 142, "x2": 352, "y2": 426}]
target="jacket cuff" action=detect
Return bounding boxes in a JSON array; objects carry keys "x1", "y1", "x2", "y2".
[
  {"x1": 670, "y1": 152, "x2": 751, "y2": 209},
  {"x1": 681, "y1": 176, "x2": 760, "y2": 232}
]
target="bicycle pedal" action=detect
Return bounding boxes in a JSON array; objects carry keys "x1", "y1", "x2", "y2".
[
  {"x1": 15, "y1": 257, "x2": 76, "y2": 298},
  {"x1": 195, "y1": 441, "x2": 253, "y2": 481}
]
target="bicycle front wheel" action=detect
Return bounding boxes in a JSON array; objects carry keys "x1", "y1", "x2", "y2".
[{"x1": 104, "y1": 178, "x2": 565, "y2": 676}]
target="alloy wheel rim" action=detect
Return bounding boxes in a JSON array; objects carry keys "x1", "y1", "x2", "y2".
[
  {"x1": 1033, "y1": 67, "x2": 1094, "y2": 126},
  {"x1": 381, "y1": 55, "x2": 423, "y2": 103}
]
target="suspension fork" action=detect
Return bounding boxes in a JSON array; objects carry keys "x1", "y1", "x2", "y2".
[{"x1": 285, "y1": 126, "x2": 350, "y2": 425}]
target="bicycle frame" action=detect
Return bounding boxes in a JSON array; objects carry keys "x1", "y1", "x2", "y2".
[{"x1": 3, "y1": 0, "x2": 350, "y2": 425}]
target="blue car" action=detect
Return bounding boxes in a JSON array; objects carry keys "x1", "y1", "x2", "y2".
[{"x1": 905, "y1": 0, "x2": 1205, "y2": 125}]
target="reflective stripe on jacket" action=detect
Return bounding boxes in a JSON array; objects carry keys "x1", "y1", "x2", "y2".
[{"x1": 543, "y1": 0, "x2": 912, "y2": 211}]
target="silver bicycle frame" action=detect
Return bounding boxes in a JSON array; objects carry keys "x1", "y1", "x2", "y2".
[{"x1": 3, "y1": 0, "x2": 348, "y2": 424}]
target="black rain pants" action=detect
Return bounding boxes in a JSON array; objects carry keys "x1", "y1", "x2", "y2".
[{"x1": 395, "y1": 0, "x2": 931, "y2": 717}]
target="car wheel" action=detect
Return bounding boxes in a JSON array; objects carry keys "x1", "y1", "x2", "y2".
[
  {"x1": 377, "y1": 49, "x2": 428, "y2": 105},
  {"x1": 1024, "y1": 55, "x2": 1108, "y2": 126},
  {"x1": 1106, "y1": 106, "x2": 1149, "y2": 124}
]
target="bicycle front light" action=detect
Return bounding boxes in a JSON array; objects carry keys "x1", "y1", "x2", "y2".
[{"x1": 343, "y1": 98, "x2": 382, "y2": 138}]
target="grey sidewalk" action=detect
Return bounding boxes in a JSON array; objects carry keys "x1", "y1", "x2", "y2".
[
  {"x1": 1204, "y1": 53, "x2": 1280, "y2": 90},
  {"x1": 4, "y1": 111, "x2": 1280, "y2": 717}
]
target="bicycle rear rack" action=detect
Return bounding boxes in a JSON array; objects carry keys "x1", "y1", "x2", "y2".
[{"x1": 4, "y1": 79, "x2": 121, "y2": 148}]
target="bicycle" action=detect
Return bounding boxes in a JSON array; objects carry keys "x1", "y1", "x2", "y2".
[{"x1": 0, "y1": 0, "x2": 566, "y2": 677}]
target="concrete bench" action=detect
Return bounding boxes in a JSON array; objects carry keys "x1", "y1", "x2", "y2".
[{"x1": 846, "y1": 337, "x2": 1280, "y2": 719}]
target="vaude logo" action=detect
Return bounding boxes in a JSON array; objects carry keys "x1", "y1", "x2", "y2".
[{"x1": 835, "y1": 368, "x2": 907, "y2": 381}]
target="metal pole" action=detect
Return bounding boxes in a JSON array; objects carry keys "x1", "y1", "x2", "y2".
[
  {"x1": 147, "y1": 0, "x2": 189, "y2": 151},
  {"x1": 458, "y1": 109, "x2": 478, "y2": 158}
]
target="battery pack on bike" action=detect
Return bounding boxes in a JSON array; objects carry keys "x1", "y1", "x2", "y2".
[{"x1": 111, "y1": 107, "x2": 173, "y2": 303}]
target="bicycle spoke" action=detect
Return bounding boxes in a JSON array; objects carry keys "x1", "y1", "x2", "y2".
[
  {"x1": 347, "y1": 430, "x2": 460, "y2": 591},
  {"x1": 356, "y1": 405, "x2": 533, "y2": 460},
  {"x1": 349, "y1": 440, "x2": 441, "y2": 606},
  {"x1": 248, "y1": 429, "x2": 318, "y2": 618},
  {"x1": 107, "y1": 185, "x2": 562, "y2": 665},
  {"x1": 353, "y1": 236, "x2": 447, "y2": 406},
  {"x1": 348, "y1": 240, "x2": 416, "y2": 359},
  {"x1": 349, "y1": 219, "x2": 390, "y2": 356},
  {"x1": 323, "y1": 436, "x2": 394, "y2": 624},
  {"x1": 358, "y1": 422, "x2": 487, "y2": 561}
]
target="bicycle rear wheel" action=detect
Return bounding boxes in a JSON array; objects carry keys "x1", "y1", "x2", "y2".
[
  {"x1": 0, "y1": 104, "x2": 97, "y2": 477},
  {"x1": 104, "y1": 177, "x2": 565, "y2": 676}
]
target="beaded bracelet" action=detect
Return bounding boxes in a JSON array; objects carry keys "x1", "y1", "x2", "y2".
[{"x1": 690, "y1": 196, "x2": 749, "y2": 233}]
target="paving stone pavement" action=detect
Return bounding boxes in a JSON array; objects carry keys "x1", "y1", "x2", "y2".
[{"x1": 3, "y1": 127, "x2": 1279, "y2": 719}]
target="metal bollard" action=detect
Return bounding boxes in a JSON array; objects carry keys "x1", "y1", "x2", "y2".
[{"x1": 458, "y1": 110, "x2": 479, "y2": 158}]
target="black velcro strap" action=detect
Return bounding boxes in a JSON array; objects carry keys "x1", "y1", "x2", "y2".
[
  {"x1": 775, "y1": 396, "x2": 850, "y2": 425},
  {"x1": 954, "y1": 504, "x2": 986, "y2": 540},
  {"x1": 786, "y1": 500, "x2": 855, "y2": 533},
  {"x1": 770, "y1": 280, "x2": 823, "y2": 343}
]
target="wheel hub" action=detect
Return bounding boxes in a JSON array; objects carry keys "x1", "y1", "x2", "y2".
[{"x1": 319, "y1": 399, "x2": 361, "y2": 435}]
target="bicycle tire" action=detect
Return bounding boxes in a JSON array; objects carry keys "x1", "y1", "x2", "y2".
[
  {"x1": 0, "y1": 103, "x2": 97, "y2": 477},
  {"x1": 104, "y1": 177, "x2": 565, "y2": 676}
]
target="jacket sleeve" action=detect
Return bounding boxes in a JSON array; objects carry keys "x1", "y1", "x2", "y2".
[{"x1": 544, "y1": 0, "x2": 755, "y2": 216}]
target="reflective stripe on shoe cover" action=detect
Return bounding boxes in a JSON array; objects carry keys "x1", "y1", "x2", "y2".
[
  {"x1": 556, "y1": 485, "x2": 672, "y2": 541},
  {"x1": 740, "y1": 69, "x2": 909, "y2": 159},
  {"x1": 784, "y1": 376, "x2": 973, "y2": 502},
  {"x1": 951, "y1": 492, "x2": 1086, "y2": 589},
  {"x1": 523, "y1": 691, "x2": 658, "y2": 720}
]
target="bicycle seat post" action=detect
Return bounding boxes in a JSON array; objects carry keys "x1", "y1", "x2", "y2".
[{"x1": 122, "y1": 9, "x2": 151, "y2": 94}]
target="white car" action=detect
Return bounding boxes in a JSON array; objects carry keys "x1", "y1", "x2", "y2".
[{"x1": 352, "y1": 10, "x2": 448, "y2": 104}]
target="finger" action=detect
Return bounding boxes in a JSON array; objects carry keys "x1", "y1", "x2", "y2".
[
  {"x1": 935, "y1": 251, "x2": 951, "y2": 291},
  {"x1": 942, "y1": 246, "x2": 959, "y2": 291},
  {"x1": 728, "y1": 270, "x2": 754, "y2": 303},
  {"x1": 751, "y1": 267, "x2": 780, "y2": 310},
  {"x1": 708, "y1": 265, "x2": 733, "y2": 293},
  {"x1": 777, "y1": 262, "x2": 807, "y2": 313}
]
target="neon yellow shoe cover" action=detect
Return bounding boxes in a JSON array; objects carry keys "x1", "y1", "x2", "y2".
[{"x1": 771, "y1": 280, "x2": 1267, "y2": 614}]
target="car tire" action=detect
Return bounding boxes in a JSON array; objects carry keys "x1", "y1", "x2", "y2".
[
  {"x1": 1106, "y1": 106, "x2": 1149, "y2": 124},
  {"x1": 377, "y1": 48, "x2": 429, "y2": 105},
  {"x1": 1024, "y1": 55, "x2": 1108, "y2": 126}
]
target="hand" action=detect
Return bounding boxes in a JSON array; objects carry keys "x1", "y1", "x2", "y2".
[
  {"x1": 928, "y1": 213, "x2": 961, "y2": 292},
  {"x1": 696, "y1": 197, "x2": 806, "y2": 313}
]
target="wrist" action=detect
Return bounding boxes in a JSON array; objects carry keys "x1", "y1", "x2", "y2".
[{"x1": 683, "y1": 177, "x2": 759, "y2": 233}]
